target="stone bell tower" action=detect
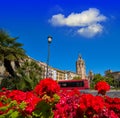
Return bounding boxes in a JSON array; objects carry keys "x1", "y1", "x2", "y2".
[{"x1": 76, "y1": 54, "x2": 86, "y2": 79}]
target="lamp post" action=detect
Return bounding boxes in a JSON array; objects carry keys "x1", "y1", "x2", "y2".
[{"x1": 46, "y1": 36, "x2": 52, "y2": 77}]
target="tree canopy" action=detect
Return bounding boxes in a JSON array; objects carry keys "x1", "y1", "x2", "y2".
[{"x1": 0, "y1": 29, "x2": 26, "y2": 77}]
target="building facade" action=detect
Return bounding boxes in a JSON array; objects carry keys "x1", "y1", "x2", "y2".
[{"x1": 0, "y1": 55, "x2": 87, "y2": 81}]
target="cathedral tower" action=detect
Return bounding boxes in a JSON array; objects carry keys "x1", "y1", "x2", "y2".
[{"x1": 76, "y1": 54, "x2": 86, "y2": 79}]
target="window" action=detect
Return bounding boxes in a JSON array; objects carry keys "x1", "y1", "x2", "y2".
[{"x1": 59, "y1": 81, "x2": 84, "y2": 87}]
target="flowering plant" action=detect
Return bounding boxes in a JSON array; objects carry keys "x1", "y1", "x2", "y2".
[
  {"x1": 0, "y1": 78, "x2": 120, "y2": 118},
  {"x1": 34, "y1": 78, "x2": 60, "y2": 97},
  {"x1": 95, "y1": 80, "x2": 110, "y2": 95},
  {"x1": 79, "y1": 94, "x2": 105, "y2": 118},
  {"x1": 54, "y1": 89, "x2": 80, "y2": 118},
  {"x1": 32, "y1": 78, "x2": 60, "y2": 117}
]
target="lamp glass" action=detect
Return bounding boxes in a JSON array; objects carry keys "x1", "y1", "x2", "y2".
[{"x1": 48, "y1": 36, "x2": 52, "y2": 43}]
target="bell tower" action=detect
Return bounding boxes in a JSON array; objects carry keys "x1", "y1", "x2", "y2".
[{"x1": 76, "y1": 54, "x2": 86, "y2": 79}]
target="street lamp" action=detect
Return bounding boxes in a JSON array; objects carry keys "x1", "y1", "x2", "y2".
[{"x1": 46, "y1": 36, "x2": 52, "y2": 77}]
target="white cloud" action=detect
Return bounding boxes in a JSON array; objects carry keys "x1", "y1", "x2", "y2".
[
  {"x1": 49, "y1": 8, "x2": 107, "y2": 38},
  {"x1": 77, "y1": 24, "x2": 103, "y2": 38}
]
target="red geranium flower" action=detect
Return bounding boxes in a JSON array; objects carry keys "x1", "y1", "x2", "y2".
[
  {"x1": 8, "y1": 90, "x2": 27, "y2": 103},
  {"x1": 24, "y1": 91, "x2": 41, "y2": 114},
  {"x1": 95, "y1": 81, "x2": 110, "y2": 95},
  {"x1": 79, "y1": 94, "x2": 105, "y2": 117},
  {"x1": 34, "y1": 78, "x2": 60, "y2": 97}
]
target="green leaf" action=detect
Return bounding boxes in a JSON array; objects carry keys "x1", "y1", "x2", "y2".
[
  {"x1": 53, "y1": 94, "x2": 60, "y2": 103},
  {"x1": 0, "y1": 115, "x2": 5, "y2": 118},
  {"x1": 0, "y1": 106, "x2": 8, "y2": 111},
  {"x1": 8, "y1": 100, "x2": 17, "y2": 108},
  {"x1": 19, "y1": 101, "x2": 26, "y2": 110},
  {"x1": 9, "y1": 111, "x2": 19, "y2": 118},
  {"x1": 32, "y1": 100, "x2": 54, "y2": 118}
]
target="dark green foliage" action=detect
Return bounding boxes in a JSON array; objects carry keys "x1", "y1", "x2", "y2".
[
  {"x1": 32, "y1": 100, "x2": 54, "y2": 118},
  {"x1": 15, "y1": 60, "x2": 43, "y2": 91},
  {"x1": 90, "y1": 73, "x2": 114, "y2": 89},
  {"x1": 0, "y1": 29, "x2": 26, "y2": 77},
  {"x1": 0, "y1": 29, "x2": 43, "y2": 91},
  {"x1": 0, "y1": 77, "x2": 18, "y2": 90}
]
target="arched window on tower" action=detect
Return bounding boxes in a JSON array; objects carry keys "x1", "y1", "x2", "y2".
[{"x1": 82, "y1": 62, "x2": 84, "y2": 67}]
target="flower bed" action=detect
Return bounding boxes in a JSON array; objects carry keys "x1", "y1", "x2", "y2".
[{"x1": 0, "y1": 78, "x2": 120, "y2": 118}]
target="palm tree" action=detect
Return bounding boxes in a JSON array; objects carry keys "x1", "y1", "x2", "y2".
[
  {"x1": 16, "y1": 59, "x2": 43, "y2": 91},
  {"x1": 0, "y1": 29, "x2": 26, "y2": 77}
]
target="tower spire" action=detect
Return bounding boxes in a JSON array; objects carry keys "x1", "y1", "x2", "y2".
[{"x1": 78, "y1": 53, "x2": 82, "y2": 60}]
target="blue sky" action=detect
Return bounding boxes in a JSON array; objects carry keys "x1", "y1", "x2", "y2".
[{"x1": 0, "y1": 0, "x2": 120, "y2": 75}]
